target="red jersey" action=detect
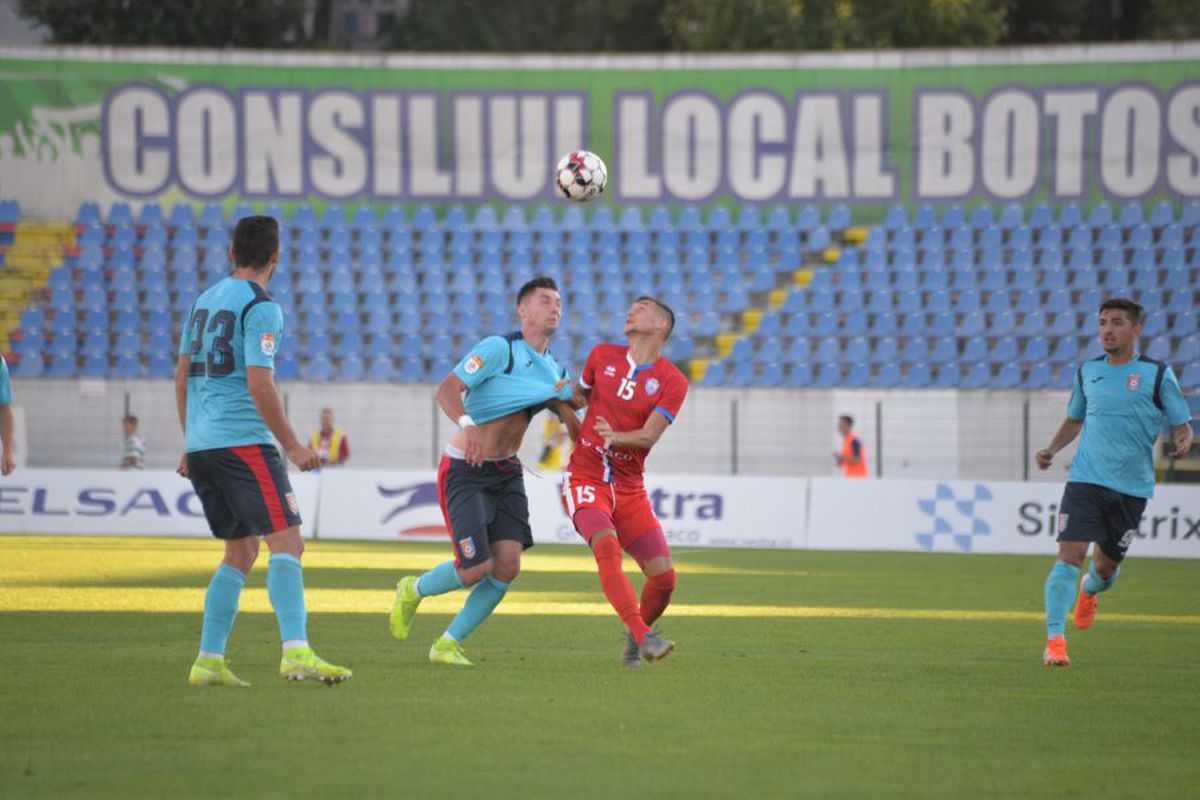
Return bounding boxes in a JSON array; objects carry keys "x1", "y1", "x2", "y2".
[{"x1": 566, "y1": 343, "x2": 688, "y2": 487}]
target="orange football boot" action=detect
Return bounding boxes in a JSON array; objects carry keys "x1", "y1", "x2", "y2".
[
  {"x1": 1043, "y1": 636, "x2": 1070, "y2": 667},
  {"x1": 1074, "y1": 587, "x2": 1097, "y2": 630}
]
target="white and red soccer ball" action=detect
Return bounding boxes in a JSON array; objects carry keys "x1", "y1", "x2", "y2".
[{"x1": 555, "y1": 150, "x2": 607, "y2": 202}]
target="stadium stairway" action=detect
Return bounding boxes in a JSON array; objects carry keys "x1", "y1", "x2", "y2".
[
  {"x1": 0, "y1": 209, "x2": 73, "y2": 360},
  {"x1": 690, "y1": 213, "x2": 863, "y2": 383}
]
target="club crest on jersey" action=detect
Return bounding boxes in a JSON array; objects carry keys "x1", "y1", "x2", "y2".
[
  {"x1": 259, "y1": 332, "x2": 276, "y2": 356},
  {"x1": 285, "y1": 492, "x2": 299, "y2": 515},
  {"x1": 459, "y1": 537, "x2": 476, "y2": 559},
  {"x1": 464, "y1": 354, "x2": 483, "y2": 375},
  {"x1": 1126, "y1": 374, "x2": 1140, "y2": 391},
  {"x1": 645, "y1": 378, "x2": 660, "y2": 395}
]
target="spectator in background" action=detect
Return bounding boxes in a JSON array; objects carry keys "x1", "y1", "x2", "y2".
[
  {"x1": 1, "y1": 354, "x2": 14, "y2": 475},
  {"x1": 537, "y1": 411, "x2": 570, "y2": 471},
  {"x1": 834, "y1": 415, "x2": 868, "y2": 478},
  {"x1": 120, "y1": 414, "x2": 145, "y2": 470},
  {"x1": 311, "y1": 407, "x2": 350, "y2": 467}
]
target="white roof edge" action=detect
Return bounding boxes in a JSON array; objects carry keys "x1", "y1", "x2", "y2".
[{"x1": 0, "y1": 41, "x2": 1198, "y2": 71}]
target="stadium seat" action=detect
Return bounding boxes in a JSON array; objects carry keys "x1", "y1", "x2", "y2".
[{"x1": 901, "y1": 362, "x2": 931, "y2": 388}]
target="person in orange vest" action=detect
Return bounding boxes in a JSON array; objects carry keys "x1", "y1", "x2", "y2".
[
  {"x1": 834, "y1": 414, "x2": 868, "y2": 478},
  {"x1": 311, "y1": 407, "x2": 350, "y2": 468}
]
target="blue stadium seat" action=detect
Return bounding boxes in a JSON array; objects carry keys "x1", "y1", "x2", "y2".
[
  {"x1": 1025, "y1": 362, "x2": 1053, "y2": 389},
  {"x1": 728, "y1": 361, "x2": 756, "y2": 387},
  {"x1": 1088, "y1": 203, "x2": 1113, "y2": 228},
  {"x1": 786, "y1": 363, "x2": 813, "y2": 386},
  {"x1": 988, "y1": 335, "x2": 1017, "y2": 364},
  {"x1": 844, "y1": 362, "x2": 872, "y2": 387},
  {"x1": 1179, "y1": 333, "x2": 1200, "y2": 364},
  {"x1": 814, "y1": 363, "x2": 842, "y2": 387},
  {"x1": 870, "y1": 337, "x2": 898, "y2": 365},
  {"x1": 962, "y1": 362, "x2": 992, "y2": 389},
  {"x1": 929, "y1": 336, "x2": 957, "y2": 363},
  {"x1": 1050, "y1": 337, "x2": 1080, "y2": 364},
  {"x1": 336, "y1": 356, "x2": 364, "y2": 381},
  {"x1": 870, "y1": 313, "x2": 899, "y2": 338},
  {"x1": 932, "y1": 362, "x2": 960, "y2": 388},
  {"x1": 703, "y1": 361, "x2": 727, "y2": 386},
  {"x1": 901, "y1": 362, "x2": 931, "y2": 388},
  {"x1": 994, "y1": 362, "x2": 1022, "y2": 388},
  {"x1": 900, "y1": 337, "x2": 928, "y2": 364},
  {"x1": 1022, "y1": 336, "x2": 1050, "y2": 362}
]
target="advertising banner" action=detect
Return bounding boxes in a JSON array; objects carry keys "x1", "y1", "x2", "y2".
[
  {"x1": 315, "y1": 468, "x2": 806, "y2": 549},
  {"x1": 0, "y1": 468, "x2": 318, "y2": 538},
  {"x1": 1, "y1": 45, "x2": 1197, "y2": 216},
  {"x1": 807, "y1": 477, "x2": 1200, "y2": 558}
]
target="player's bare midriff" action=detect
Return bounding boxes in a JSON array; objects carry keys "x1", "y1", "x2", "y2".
[{"x1": 447, "y1": 407, "x2": 534, "y2": 460}]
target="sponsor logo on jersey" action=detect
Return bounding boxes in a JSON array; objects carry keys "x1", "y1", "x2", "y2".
[
  {"x1": 604, "y1": 365, "x2": 617, "y2": 377},
  {"x1": 464, "y1": 354, "x2": 483, "y2": 374},
  {"x1": 1127, "y1": 374, "x2": 1140, "y2": 391},
  {"x1": 459, "y1": 537, "x2": 476, "y2": 559},
  {"x1": 259, "y1": 332, "x2": 276, "y2": 356},
  {"x1": 645, "y1": 377, "x2": 660, "y2": 395}
]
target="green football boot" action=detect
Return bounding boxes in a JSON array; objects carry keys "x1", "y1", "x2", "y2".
[
  {"x1": 429, "y1": 637, "x2": 473, "y2": 667},
  {"x1": 280, "y1": 646, "x2": 353, "y2": 685},
  {"x1": 188, "y1": 655, "x2": 250, "y2": 687},
  {"x1": 389, "y1": 576, "x2": 422, "y2": 641}
]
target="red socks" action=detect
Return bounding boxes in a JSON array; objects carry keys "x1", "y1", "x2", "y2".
[
  {"x1": 592, "y1": 536, "x2": 650, "y2": 644},
  {"x1": 640, "y1": 569, "x2": 676, "y2": 626}
]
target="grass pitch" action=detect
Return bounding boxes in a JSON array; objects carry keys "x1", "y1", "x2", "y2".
[{"x1": 1, "y1": 535, "x2": 1197, "y2": 799}]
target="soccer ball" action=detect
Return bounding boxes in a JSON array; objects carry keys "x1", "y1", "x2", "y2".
[{"x1": 555, "y1": 150, "x2": 607, "y2": 202}]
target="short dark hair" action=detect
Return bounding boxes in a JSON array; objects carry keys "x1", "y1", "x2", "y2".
[
  {"x1": 1099, "y1": 297, "x2": 1144, "y2": 326},
  {"x1": 123, "y1": 415, "x2": 138, "y2": 426},
  {"x1": 231, "y1": 215, "x2": 280, "y2": 269},
  {"x1": 839, "y1": 415, "x2": 854, "y2": 427},
  {"x1": 635, "y1": 295, "x2": 675, "y2": 339},
  {"x1": 517, "y1": 276, "x2": 559, "y2": 306}
]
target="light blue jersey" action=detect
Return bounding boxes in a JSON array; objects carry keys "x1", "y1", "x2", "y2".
[
  {"x1": 453, "y1": 332, "x2": 572, "y2": 424},
  {"x1": 0, "y1": 355, "x2": 10, "y2": 405},
  {"x1": 179, "y1": 277, "x2": 284, "y2": 452},
  {"x1": 1067, "y1": 354, "x2": 1191, "y2": 498}
]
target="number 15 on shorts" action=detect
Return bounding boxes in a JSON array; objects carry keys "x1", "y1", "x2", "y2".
[{"x1": 574, "y1": 485, "x2": 595, "y2": 505}]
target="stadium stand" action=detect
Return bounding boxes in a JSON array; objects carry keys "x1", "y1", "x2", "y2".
[{"x1": 0, "y1": 199, "x2": 1197, "y2": 390}]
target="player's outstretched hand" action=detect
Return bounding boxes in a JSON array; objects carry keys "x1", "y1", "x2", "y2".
[
  {"x1": 1035, "y1": 449, "x2": 1054, "y2": 470},
  {"x1": 1, "y1": 450, "x2": 14, "y2": 476},
  {"x1": 1173, "y1": 427, "x2": 1194, "y2": 459},
  {"x1": 594, "y1": 416, "x2": 617, "y2": 447},
  {"x1": 287, "y1": 443, "x2": 321, "y2": 472},
  {"x1": 463, "y1": 425, "x2": 484, "y2": 467},
  {"x1": 176, "y1": 452, "x2": 189, "y2": 479}
]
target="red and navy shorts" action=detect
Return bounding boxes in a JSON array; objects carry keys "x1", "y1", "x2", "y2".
[
  {"x1": 560, "y1": 471, "x2": 667, "y2": 556},
  {"x1": 187, "y1": 444, "x2": 301, "y2": 539}
]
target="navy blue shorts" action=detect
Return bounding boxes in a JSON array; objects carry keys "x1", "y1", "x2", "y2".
[
  {"x1": 187, "y1": 444, "x2": 301, "y2": 539},
  {"x1": 436, "y1": 454, "x2": 533, "y2": 569},
  {"x1": 1057, "y1": 482, "x2": 1146, "y2": 563}
]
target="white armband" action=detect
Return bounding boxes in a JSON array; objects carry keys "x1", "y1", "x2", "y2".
[{"x1": 457, "y1": 414, "x2": 476, "y2": 429}]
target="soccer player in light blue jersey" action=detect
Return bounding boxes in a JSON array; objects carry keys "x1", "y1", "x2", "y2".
[
  {"x1": 177, "y1": 215, "x2": 351, "y2": 687},
  {"x1": 389, "y1": 276, "x2": 575, "y2": 666},
  {"x1": 0, "y1": 354, "x2": 15, "y2": 475},
  {"x1": 1036, "y1": 298, "x2": 1193, "y2": 666}
]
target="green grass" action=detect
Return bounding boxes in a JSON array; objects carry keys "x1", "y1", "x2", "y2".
[{"x1": 1, "y1": 536, "x2": 1198, "y2": 799}]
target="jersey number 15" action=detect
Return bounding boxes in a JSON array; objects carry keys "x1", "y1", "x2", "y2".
[{"x1": 616, "y1": 378, "x2": 636, "y2": 400}]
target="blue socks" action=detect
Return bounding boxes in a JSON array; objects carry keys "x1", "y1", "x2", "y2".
[
  {"x1": 267, "y1": 553, "x2": 308, "y2": 643},
  {"x1": 416, "y1": 560, "x2": 465, "y2": 597},
  {"x1": 1083, "y1": 563, "x2": 1119, "y2": 596},
  {"x1": 1044, "y1": 559, "x2": 1080, "y2": 638},
  {"x1": 446, "y1": 575, "x2": 510, "y2": 641},
  {"x1": 200, "y1": 564, "x2": 246, "y2": 655}
]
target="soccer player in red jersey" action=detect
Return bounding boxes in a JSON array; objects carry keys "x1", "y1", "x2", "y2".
[{"x1": 560, "y1": 296, "x2": 688, "y2": 666}]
